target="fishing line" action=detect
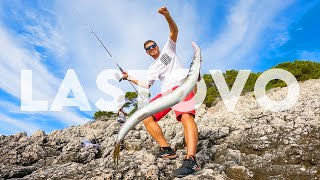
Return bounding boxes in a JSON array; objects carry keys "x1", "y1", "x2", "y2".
[{"x1": 73, "y1": 8, "x2": 142, "y2": 98}]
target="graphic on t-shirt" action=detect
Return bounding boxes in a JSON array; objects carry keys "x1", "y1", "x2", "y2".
[{"x1": 160, "y1": 53, "x2": 172, "y2": 65}]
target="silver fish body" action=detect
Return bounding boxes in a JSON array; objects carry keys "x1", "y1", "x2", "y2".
[{"x1": 114, "y1": 42, "x2": 202, "y2": 166}]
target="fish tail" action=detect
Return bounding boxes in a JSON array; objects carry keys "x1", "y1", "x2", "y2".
[{"x1": 113, "y1": 142, "x2": 121, "y2": 168}]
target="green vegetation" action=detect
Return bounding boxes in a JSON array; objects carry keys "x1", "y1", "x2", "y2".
[
  {"x1": 203, "y1": 60, "x2": 320, "y2": 107},
  {"x1": 123, "y1": 92, "x2": 138, "y2": 115},
  {"x1": 94, "y1": 60, "x2": 320, "y2": 118},
  {"x1": 273, "y1": 60, "x2": 320, "y2": 81},
  {"x1": 93, "y1": 110, "x2": 116, "y2": 120},
  {"x1": 124, "y1": 91, "x2": 150, "y2": 115},
  {"x1": 93, "y1": 91, "x2": 150, "y2": 120}
]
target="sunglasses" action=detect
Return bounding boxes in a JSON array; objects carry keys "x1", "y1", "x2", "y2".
[{"x1": 145, "y1": 43, "x2": 157, "y2": 51}]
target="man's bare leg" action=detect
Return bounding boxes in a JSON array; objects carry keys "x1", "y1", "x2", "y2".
[
  {"x1": 180, "y1": 113, "x2": 198, "y2": 157},
  {"x1": 143, "y1": 116, "x2": 169, "y2": 147}
]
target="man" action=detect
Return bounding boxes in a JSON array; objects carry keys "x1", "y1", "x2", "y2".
[
  {"x1": 116, "y1": 106, "x2": 126, "y2": 124},
  {"x1": 122, "y1": 7, "x2": 199, "y2": 177}
]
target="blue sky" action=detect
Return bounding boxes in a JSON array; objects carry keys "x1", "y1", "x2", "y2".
[{"x1": 0, "y1": 0, "x2": 319, "y2": 135}]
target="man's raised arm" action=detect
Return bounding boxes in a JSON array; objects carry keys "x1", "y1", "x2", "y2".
[{"x1": 158, "y1": 6, "x2": 178, "y2": 42}]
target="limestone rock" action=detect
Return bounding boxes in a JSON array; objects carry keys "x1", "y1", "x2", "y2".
[{"x1": 0, "y1": 79, "x2": 319, "y2": 179}]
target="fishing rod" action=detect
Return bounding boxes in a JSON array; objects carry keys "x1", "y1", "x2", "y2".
[{"x1": 73, "y1": 8, "x2": 141, "y2": 96}]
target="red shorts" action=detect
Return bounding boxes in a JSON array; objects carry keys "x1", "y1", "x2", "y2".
[{"x1": 149, "y1": 86, "x2": 196, "y2": 122}]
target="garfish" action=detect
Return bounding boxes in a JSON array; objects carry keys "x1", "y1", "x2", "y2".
[{"x1": 113, "y1": 42, "x2": 202, "y2": 167}]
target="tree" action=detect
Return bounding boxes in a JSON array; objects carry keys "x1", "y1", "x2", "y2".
[
  {"x1": 124, "y1": 91, "x2": 150, "y2": 115},
  {"x1": 93, "y1": 110, "x2": 116, "y2": 120},
  {"x1": 202, "y1": 60, "x2": 320, "y2": 107}
]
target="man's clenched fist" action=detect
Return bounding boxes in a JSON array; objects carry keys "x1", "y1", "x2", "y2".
[{"x1": 158, "y1": 6, "x2": 170, "y2": 17}]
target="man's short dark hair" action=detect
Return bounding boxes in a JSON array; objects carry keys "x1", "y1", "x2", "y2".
[{"x1": 144, "y1": 40, "x2": 156, "y2": 49}]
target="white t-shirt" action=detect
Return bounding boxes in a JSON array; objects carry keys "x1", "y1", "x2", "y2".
[{"x1": 147, "y1": 39, "x2": 187, "y2": 93}]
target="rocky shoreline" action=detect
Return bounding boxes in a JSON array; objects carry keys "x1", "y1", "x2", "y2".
[{"x1": 0, "y1": 79, "x2": 319, "y2": 179}]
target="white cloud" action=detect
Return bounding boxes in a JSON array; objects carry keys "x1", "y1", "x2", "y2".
[
  {"x1": 270, "y1": 31, "x2": 290, "y2": 49},
  {"x1": 202, "y1": 0, "x2": 294, "y2": 70},
  {"x1": 0, "y1": 113, "x2": 41, "y2": 135},
  {"x1": 0, "y1": 101, "x2": 20, "y2": 113},
  {"x1": 0, "y1": 26, "x2": 58, "y2": 101},
  {"x1": 1, "y1": 0, "x2": 199, "y2": 134},
  {"x1": 298, "y1": 50, "x2": 320, "y2": 61},
  {"x1": 0, "y1": 99, "x2": 89, "y2": 134},
  {"x1": 10, "y1": 3, "x2": 66, "y2": 57},
  {"x1": 52, "y1": 0, "x2": 199, "y2": 106},
  {"x1": 0, "y1": 8, "x2": 90, "y2": 132},
  {"x1": 2, "y1": 0, "x2": 308, "y2": 135}
]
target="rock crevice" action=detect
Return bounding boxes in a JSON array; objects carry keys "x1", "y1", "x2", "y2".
[{"x1": 0, "y1": 79, "x2": 319, "y2": 179}]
